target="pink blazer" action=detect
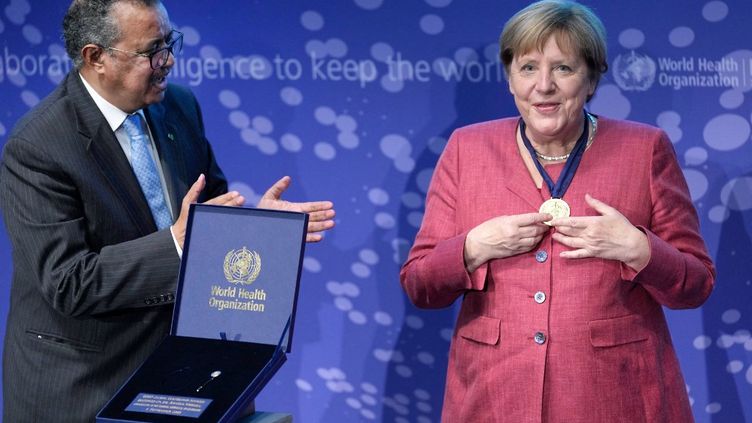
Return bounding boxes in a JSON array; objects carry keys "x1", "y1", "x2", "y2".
[{"x1": 400, "y1": 117, "x2": 715, "y2": 423}]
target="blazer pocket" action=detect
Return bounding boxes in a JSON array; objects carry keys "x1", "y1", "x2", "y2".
[
  {"x1": 458, "y1": 315, "x2": 500, "y2": 345},
  {"x1": 26, "y1": 329, "x2": 103, "y2": 353},
  {"x1": 588, "y1": 314, "x2": 649, "y2": 347}
]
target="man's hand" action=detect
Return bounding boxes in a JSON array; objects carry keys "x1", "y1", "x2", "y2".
[
  {"x1": 257, "y1": 176, "x2": 335, "y2": 242},
  {"x1": 171, "y1": 174, "x2": 245, "y2": 249}
]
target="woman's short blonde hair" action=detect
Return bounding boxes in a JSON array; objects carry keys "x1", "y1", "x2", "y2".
[{"x1": 500, "y1": 0, "x2": 608, "y2": 86}]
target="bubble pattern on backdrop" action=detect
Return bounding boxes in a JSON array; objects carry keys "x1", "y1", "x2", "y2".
[{"x1": 1, "y1": 1, "x2": 751, "y2": 422}]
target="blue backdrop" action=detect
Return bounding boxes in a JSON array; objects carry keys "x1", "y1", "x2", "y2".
[{"x1": 1, "y1": 1, "x2": 751, "y2": 421}]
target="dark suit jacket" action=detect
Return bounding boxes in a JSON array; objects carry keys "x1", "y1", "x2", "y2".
[{"x1": 0, "y1": 72, "x2": 227, "y2": 422}]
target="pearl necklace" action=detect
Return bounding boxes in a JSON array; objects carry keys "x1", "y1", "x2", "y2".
[{"x1": 534, "y1": 113, "x2": 598, "y2": 162}]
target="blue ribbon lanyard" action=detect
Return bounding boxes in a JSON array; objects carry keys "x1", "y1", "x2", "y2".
[{"x1": 519, "y1": 111, "x2": 590, "y2": 199}]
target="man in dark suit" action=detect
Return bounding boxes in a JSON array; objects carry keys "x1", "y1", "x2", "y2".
[{"x1": 0, "y1": 0, "x2": 335, "y2": 421}]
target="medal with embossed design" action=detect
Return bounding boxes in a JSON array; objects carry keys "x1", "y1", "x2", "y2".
[
  {"x1": 520, "y1": 111, "x2": 593, "y2": 224},
  {"x1": 539, "y1": 198, "x2": 570, "y2": 225}
]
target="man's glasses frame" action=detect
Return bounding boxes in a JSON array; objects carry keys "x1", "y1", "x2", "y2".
[{"x1": 104, "y1": 30, "x2": 183, "y2": 70}]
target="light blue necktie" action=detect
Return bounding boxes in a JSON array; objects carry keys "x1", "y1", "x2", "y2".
[{"x1": 121, "y1": 113, "x2": 173, "y2": 230}]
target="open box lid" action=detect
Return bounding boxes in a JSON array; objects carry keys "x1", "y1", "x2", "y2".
[{"x1": 171, "y1": 204, "x2": 308, "y2": 353}]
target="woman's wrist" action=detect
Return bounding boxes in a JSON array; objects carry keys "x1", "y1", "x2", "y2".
[
  {"x1": 464, "y1": 231, "x2": 485, "y2": 273},
  {"x1": 623, "y1": 227, "x2": 650, "y2": 272}
]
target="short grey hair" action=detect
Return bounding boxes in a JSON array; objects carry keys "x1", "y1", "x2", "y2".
[
  {"x1": 499, "y1": 0, "x2": 608, "y2": 87},
  {"x1": 62, "y1": 0, "x2": 160, "y2": 69}
]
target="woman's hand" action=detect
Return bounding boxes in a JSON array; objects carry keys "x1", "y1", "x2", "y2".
[
  {"x1": 550, "y1": 194, "x2": 649, "y2": 272},
  {"x1": 464, "y1": 212, "x2": 552, "y2": 272}
]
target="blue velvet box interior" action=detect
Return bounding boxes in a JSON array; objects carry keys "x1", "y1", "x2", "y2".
[{"x1": 97, "y1": 205, "x2": 308, "y2": 422}]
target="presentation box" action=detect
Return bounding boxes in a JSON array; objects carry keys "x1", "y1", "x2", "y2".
[{"x1": 97, "y1": 204, "x2": 308, "y2": 422}]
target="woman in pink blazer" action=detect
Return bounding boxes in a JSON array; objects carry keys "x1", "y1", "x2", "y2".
[{"x1": 400, "y1": 1, "x2": 715, "y2": 422}]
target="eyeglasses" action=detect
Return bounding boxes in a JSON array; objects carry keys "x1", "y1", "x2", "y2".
[{"x1": 105, "y1": 30, "x2": 183, "y2": 70}]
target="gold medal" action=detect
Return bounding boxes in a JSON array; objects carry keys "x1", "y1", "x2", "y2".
[{"x1": 539, "y1": 198, "x2": 570, "y2": 225}]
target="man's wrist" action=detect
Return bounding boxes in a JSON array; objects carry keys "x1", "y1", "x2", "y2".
[{"x1": 169, "y1": 225, "x2": 183, "y2": 259}]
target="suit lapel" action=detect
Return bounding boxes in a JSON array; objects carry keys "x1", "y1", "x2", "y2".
[
  {"x1": 67, "y1": 73, "x2": 157, "y2": 234},
  {"x1": 144, "y1": 101, "x2": 186, "y2": 214}
]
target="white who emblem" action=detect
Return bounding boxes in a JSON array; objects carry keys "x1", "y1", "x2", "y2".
[{"x1": 613, "y1": 50, "x2": 657, "y2": 91}]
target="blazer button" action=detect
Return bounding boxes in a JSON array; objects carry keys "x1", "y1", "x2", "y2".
[
  {"x1": 535, "y1": 250, "x2": 548, "y2": 263},
  {"x1": 534, "y1": 291, "x2": 546, "y2": 304},
  {"x1": 534, "y1": 331, "x2": 546, "y2": 345}
]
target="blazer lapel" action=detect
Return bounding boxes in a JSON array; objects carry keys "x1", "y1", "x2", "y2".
[
  {"x1": 499, "y1": 120, "x2": 546, "y2": 210},
  {"x1": 66, "y1": 74, "x2": 157, "y2": 235}
]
